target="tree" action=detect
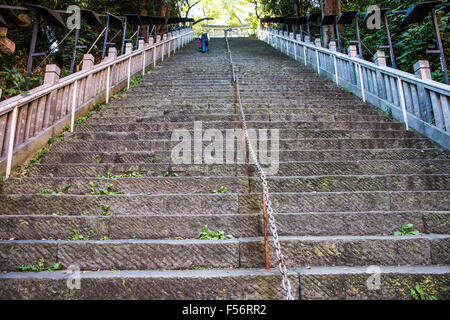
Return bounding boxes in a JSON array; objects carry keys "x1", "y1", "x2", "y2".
[{"x1": 320, "y1": 0, "x2": 341, "y2": 47}]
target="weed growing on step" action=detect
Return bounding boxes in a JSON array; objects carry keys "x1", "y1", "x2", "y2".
[
  {"x1": 95, "y1": 155, "x2": 103, "y2": 164},
  {"x1": 13, "y1": 126, "x2": 70, "y2": 177},
  {"x1": 394, "y1": 224, "x2": 421, "y2": 236},
  {"x1": 97, "y1": 171, "x2": 144, "y2": 179},
  {"x1": 99, "y1": 236, "x2": 111, "y2": 241},
  {"x1": 198, "y1": 225, "x2": 234, "y2": 240},
  {"x1": 101, "y1": 204, "x2": 112, "y2": 216},
  {"x1": 213, "y1": 186, "x2": 228, "y2": 194},
  {"x1": 82, "y1": 212, "x2": 91, "y2": 216},
  {"x1": 410, "y1": 284, "x2": 437, "y2": 300},
  {"x1": 149, "y1": 157, "x2": 155, "y2": 163},
  {"x1": 130, "y1": 74, "x2": 143, "y2": 88},
  {"x1": 38, "y1": 184, "x2": 71, "y2": 195},
  {"x1": 385, "y1": 105, "x2": 393, "y2": 120},
  {"x1": 16, "y1": 259, "x2": 62, "y2": 272},
  {"x1": 89, "y1": 182, "x2": 123, "y2": 195},
  {"x1": 68, "y1": 227, "x2": 90, "y2": 241},
  {"x1": 132, "y1": 236, "x2": 139, "y2": 240},
  {"x1": 12, "y1": 104, "x2": 105, "y2": 178},
  {"x1": 160, "y1": 171, "x2": 179, "y2": 177}
]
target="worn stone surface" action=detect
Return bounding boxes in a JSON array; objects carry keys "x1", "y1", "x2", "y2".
[{"x1": 0, "y1": 37, "x2": 449, "y2": 300}]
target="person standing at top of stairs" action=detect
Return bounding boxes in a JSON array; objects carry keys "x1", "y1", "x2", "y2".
[{"x1": 200, "y1": 33, "x2": 209, "y2": 53}]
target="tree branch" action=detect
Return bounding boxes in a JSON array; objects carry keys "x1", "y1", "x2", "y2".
[{"x1": 193, "y1": 17, "x2": 214, "y2": 25}]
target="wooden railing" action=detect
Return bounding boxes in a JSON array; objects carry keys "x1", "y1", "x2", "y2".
[
  {"x1": 0, "y1": 29, "x2": 195, "y2": 177},
  {"x1": 258, "y1": 28, "x2": 450, "y2": 150}
]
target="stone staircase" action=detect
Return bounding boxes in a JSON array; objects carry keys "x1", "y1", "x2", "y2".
[{"x1": 0, "y1": 38, "x2": 448, "y2": 300}]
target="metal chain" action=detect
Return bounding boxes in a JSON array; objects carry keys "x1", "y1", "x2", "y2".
[{"x1": 225, "y1": 35, "x2": 294, "y2": 300}]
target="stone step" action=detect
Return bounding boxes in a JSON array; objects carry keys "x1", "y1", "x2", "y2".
[
  {"x1": 0, "y1": 235, "x2": 447, "y2": 272},
  {"x1": 51, "y1": 138, "x2": 433, "y2": 154},
  {"x1": 65, "y1": 129, "x2": 419, "y2": 141},
  {"x1": 0, "y1": 191, "x2": 448, "y2": 215},
  {"x1": 39, "y1": 148, "x2": 447, "y2": 164},
  {"x1": 0, "y1": 269, "x2": 298, "y2": 300},
  {"x1": 73, "y1": 121, "x2": 406, "y2": 132},
  {"x1": 0, "y1": 211, "x2": 448, "y2": 240},
  {"x1": 3, "y1": 175, "x2": 448, "y2": 195},
  {"x1": 1, "y1": 266, "x2": 448, "y2": 300},
  {"x1": 26, "y1": 160, "x2": 450, "y2": 178},
  {"x1": 86, "y1": 114, "x2": 393, "y2": 124}
]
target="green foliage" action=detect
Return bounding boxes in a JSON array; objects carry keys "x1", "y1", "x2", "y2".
[
  {"x1": 0, "y1": 67, "x2": 42, "y2": 100},
  {"x1": 99, "y1": 236, "x2": 111, "y2": 241},
  {"x1": 95, "y1": 155, "x2": 102, "y2": 164},
  {"x1": 69, "y1": 227, "x2": 90, "y2": 241},
  {"x1": 38, "y1": 184, "x2": 71, "y2": 195},
  {"x1": 410, "y1": 285, "x2": 438, "y2": 301},
  {"x1": 88, "y1": 182, "x2": 123, "y2": 195},
  {"x1": 82, "y1": 212, "x2": 91, "y2": 216},
  {"x1": 130, "y1": 74, "x2": 143, "y2": 88},
  {"x1": 213, "y1": 186, "x2": 228, "y2": 194},
  {"x1": 101, "y1": 204, "x2": 112, "y2": 216},
  {"x1": 149, "y1": 157, "x2": 155, "y2": 163},
  {"x1": 385, "y1": 105, "x2": 393, "y2": 120},
  {"x1": 394, "y1": 224, "x2": 421, "y2": 236},
  {"x1": 98, "y1": 171, "x2": 144, "y2": 179},
  {"x1": 161, "y1": 171, "x2": 179, "y2": 177},
  {"x1": 198, "y1": 225, "x2": 234, "y2": 240},
  {"x1": 16, "y1": 259, "x2": 61, "y2": 272}
]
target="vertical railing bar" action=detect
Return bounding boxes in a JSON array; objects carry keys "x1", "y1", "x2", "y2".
[
  {"x1": 397, "y1": 77, "x2": 409, "y2": 130},
  {"x1": 5, "y1": 106, "x2": 19, "y2": 178},
  {"x1": 106, "y1": 66, "x2": 111, "y2": 104},
  {"x1": 358, "y1": 63, "x2": 366, "y2": 102},
  {"x1": 70, "y1": 80, "x2": 78, "y2": 132}
]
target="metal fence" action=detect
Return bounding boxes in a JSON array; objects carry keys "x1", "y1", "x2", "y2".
[
  {"x1": 0, "y1": 29, "x2": 195, "y2": 177},
  {"x1": 258, "y1": 28, "x2": 450, "y2": 150}
]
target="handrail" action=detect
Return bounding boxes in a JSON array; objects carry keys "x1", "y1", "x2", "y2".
[
  {"x1": 0, "y1": 30, "x2": 195, "y2": 116},
  {"x1": 258, "y1": 28, "x2": 450, "y2": 150},
  {"x1": 0, "y1": 29, "x2": 195, "y2": 177}
]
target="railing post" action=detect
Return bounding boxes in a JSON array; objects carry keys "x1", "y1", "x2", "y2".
[
  {"x1": 329, "y1": 41, "x2": 339, "y2": 85},
  {"x1": 315, "y1": 39, "x2": 321, "y2": 75},
  {"x1": 374, "y1": 50, "x2": 387, "y2": 67},
  {"x1": 139, "y1": 40, "x2": 145, "y2": 76},
  {"x1": 105, "y1": 47, "x2": 116, "y2": 104},
  {"x1": 373, "y1": 51, "x2": 387, "y2": 100},
  {"x1": 5, "y1": 106, "x2": 18, "y2": 178},
  {"x1": 43, "y1": 64, "x2": 60, "y2": 128},
  {"x1": 125, "y1": 43, "x2": 133, "y2": 89},
  {"x1": 413, "y1": 60, "x2": 434, "y2": 123},
  {"x1": 82, "y1": 54, "x2": 95, "y2": 100}
]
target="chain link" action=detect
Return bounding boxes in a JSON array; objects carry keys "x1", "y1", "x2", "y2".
[{"x1": 225, "y1": 35, "x2": 294, "y2": 300}]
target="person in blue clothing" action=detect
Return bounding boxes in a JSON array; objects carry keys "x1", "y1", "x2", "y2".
[{"x1": 199, "y1": 33, "x2": 209, "y2": 53}]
